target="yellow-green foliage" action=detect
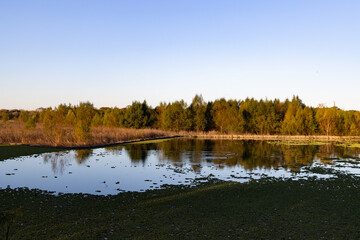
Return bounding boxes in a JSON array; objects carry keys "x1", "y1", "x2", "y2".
[
  {"x1": 74, "y1": 102, "x2": 95, "y2": 142},
  {"x1": 191, "y1": 94, "x2": 207, "y2": 132},
  {"x1": 23, "y1": 117, "x2": 36, "y2": 130},
  {"x1": 1, "y1": 111, "x2": 9, "y2": 122},
  {"x1": 7, "y1": 95, "x2": 360, "y2": 139},
  {"x1": 18, "y1": 111, "x2": 29, "y2": 123},
  {"x1": 65, "y1": 110, "x2": 76, "y2": 126},
  {"x1": 91, "y1": 113, "x2": 103, "y2": 127}
]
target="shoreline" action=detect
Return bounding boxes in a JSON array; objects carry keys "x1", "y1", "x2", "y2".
[
  {"x1": 3, "y1": 134, "x2": 360, "y2": 149},
  {"x1": 1, "y1": 135, "x2": 182, "y2": 149},
  {"x1": 191, "y1": 134, "x2": 360, "y2": 142}
]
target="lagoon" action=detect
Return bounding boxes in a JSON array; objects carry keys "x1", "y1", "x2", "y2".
[{"x1": 1, "y1": 139, "x2": 360, "y2": 195}]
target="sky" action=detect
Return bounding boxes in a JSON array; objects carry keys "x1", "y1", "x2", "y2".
[{"x1": 1, "y1": 0, "x2": 360, "y2": 110}]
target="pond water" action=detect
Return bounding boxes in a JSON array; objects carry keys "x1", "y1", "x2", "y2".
[{"x1": 1, "y1": 139, "x2": 360, "y2": 195}]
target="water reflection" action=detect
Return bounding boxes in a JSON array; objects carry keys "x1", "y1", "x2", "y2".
[
  {"x1": 4, "y1": 139, "x2": 360, "y2": 195},
  {"x1": 43, "y1": 152, "x2": 70, "y2": 175},
  {"x1": 123, "y1": 144, "x2": 151, "y2": 164},
  {"x1": 42, "y1": 149, "x2": 93, "y2": 174},
  {"x1": 75, "y1": 149, "x2": 92, "y2": 164},
  {"x1": 108, "y1": 139, "x2": 360, "y2": 173}
]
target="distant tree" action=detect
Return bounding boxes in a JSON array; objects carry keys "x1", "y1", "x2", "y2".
[
  {"x1": 103, "y1": 109, "x2": 120, "y2": 127},
  {"x1": 316, "y1": 105, "x2": 340, "y2": 136},
  {"x1": 1, "y1": 111, "x2": 9, "y2": 122},
  {"x1": 18, "y1": 111, "x2": 30, "y2": 123},
  {"x1": 41, "y1": 109, "x2": 55, "y2": 131},
  {"x1": 281, "y1": 96, "x2": 304, "y2": 134},
  {"x1": 191, "y1": 94, "x2": 207, "y2": 132},
  {"x1": 162, "y1": 100, "x2": 188, "y2": 131},
  {"x1": 294, "y1": 107, "x2": 317, "y2": 135},
  {"x1": 204, "y1": 101, "x2": 215, "y2": 131},
  {"x1": 122, "y1": 101, "x2": 151, "y2": 129},
  {"x1": 339, "y1": 110, "x2": 360, "y2": 136},
  {"x1": 74, "y1": 102, "x2": 95, "y2": 142},
  {"x1": 240, "y1": 98, "x2": 259, "y2": 134},
  {"x1": 24, "y1": 115, "x2": 36, "y2": 130},
  {"x1": 39, "y1": 108, "x2": 51, "y2": 123},
  {"x1": 54, "y1": 104, "x2": 70, "y2": 124},
  {"x1": 211, "y1": 99, "x2": 228, "y2": 133},
  {"x1": 91, "y1": 112, "x2": 103, "y2": 127},
  {"x1": 153, "y1": 102, "x2": 167, "y2": 129},
  {"x1": 65, "y1": 109, "x2": 76, "y2": 126},
  {"x1": 348, "y1": 112, "x2": 360, "y2": 135},
  {"x1": 211, "y1": 99, "x2": 241, "y2": 133}
]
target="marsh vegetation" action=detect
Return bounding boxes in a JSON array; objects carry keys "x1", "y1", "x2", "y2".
[{"x1": 2, "y1": 95, "x2": 360, "y2": 147}]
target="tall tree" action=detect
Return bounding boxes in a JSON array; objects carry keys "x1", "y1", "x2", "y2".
[
  {"x1": 281, "y1": 96, "x2": 304, "y2": 134},
  {"x1": 316, "y1": 105, "x2": 340, "y2": 136},
  {"x1": 191, "y1": 95, "x2": 207, "y2": 132},
  {"x1": 122, "y1": 101, "x2": 151, "y2": 129},
  {"x1": 74, "y1": 102, "x2": 95, "y2": 142},
  {"x1": 162, "y1": 100, "x2": 187, "y2": 131}
]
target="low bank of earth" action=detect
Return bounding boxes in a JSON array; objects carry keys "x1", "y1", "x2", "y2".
[
  {"x1": 0, "y1": 136, "x2": 180, "y2": 161},
  {"x1": 1, "y1": 173, "x2": 360, "y2": 239}
]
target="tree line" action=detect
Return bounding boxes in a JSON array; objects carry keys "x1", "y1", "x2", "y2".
[{"x1": 2, "y1": 95, "x2": 360, "y2": 136}]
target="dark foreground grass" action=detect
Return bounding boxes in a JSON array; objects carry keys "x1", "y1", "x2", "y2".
[
  {"x1": 0, "y1": 145, "x2": 64, "y2": 161},
  {"x1": 1, "y1": 175, "x2": 360, "y2": 239}
]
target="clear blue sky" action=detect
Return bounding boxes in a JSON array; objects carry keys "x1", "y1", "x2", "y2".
[{"x1": 1, "y1": 0, "x2": 359, "y2": 110}]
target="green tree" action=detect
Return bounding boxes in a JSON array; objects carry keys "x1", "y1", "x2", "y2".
[
  {"x1": 23, "y1": 113, "x2": 38, "y2": 130},
  {"x1": 122, "y1": 101, "x2": 151, "y2": 129},
  {"x1": 18, "y1": 111, "x2": 30, "y2": 123},
  {"x1": 281, "y1": 96, "x2": 304, "y2": 134},
  {"x1": 74, "y1": 102, "x2": 95, "y2": 142},
  {"x1": 65, "y1": 109, "x2": 76, "y2": 126},
  {"x1": 91, "y1": 112, "x2": 103, "y2": 127},
  {"x1": 153, "y1": 102, "x2": 167, "y2": 129},
  {"x1": 103, "y1": 109, "x2": 120, "y2": 127},
  {"x1": 191, "y1": 94, "x2": 207, "y2": 132},
  {"x1": 316, "y1": 105, "x2": 340, "y2": 136},
  {"x1": 162, "y1": 100, "x2": 188, "y2": 131},
  {"x1": 294, "y1": 107, "x2": 317, "y2": 135},
  {"x1": 1, "y1": 111, "x2": 9, "y2": 122},
  {"x1": 54, "y1": 104, "x2": 70, "y2": 124},
  {"x1": 211, "y1": 99, "x2": 241, "y2": 133}
]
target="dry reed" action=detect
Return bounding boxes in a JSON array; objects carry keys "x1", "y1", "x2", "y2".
[
  {"x1": 2, "y1": 121, "x2": 359, "y2": 148},
  {"x1": 0, "y1": 121, "x2": 177, "y2": 147}
]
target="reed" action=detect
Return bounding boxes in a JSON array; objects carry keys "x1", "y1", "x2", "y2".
[{"x1": 0, "y1": 121, "x2": 177, "y2": 147}]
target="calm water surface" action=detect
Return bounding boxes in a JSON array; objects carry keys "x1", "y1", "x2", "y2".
[{"x1": 1, "y1": 139, "x2": 360, "y2": 195}]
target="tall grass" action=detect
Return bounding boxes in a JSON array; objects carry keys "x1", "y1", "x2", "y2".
[{"x1": 0, "y1": 121, "x2": 176, "y2": 147}]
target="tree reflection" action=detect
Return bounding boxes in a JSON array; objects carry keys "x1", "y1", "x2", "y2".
[
  {"x1": 74, "y1": 149, "x2": 92, "y2": 164},
  {"x1": 121, "y1": 139, "x2": 360, "y2": 173},
  {"x1": 43, "y1": 152, "x2": 70, "y2": 174},
  {"x1": 123, "y1": 143, "x2": 155, "y2": 164},
  {"x1": 104, "y1": 145, "x2": 124, "y2": 156}
]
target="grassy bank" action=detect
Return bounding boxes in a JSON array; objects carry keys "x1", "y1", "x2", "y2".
[
  {"x1": 1, "y1": 175, "x2": 360, "y2": 239},
  {"x1": 0, "y1": 121, "x2": 177, "y2": 147},
  {"x1": 2, "y1": 121, "x2": 360, "y2": 148}
]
